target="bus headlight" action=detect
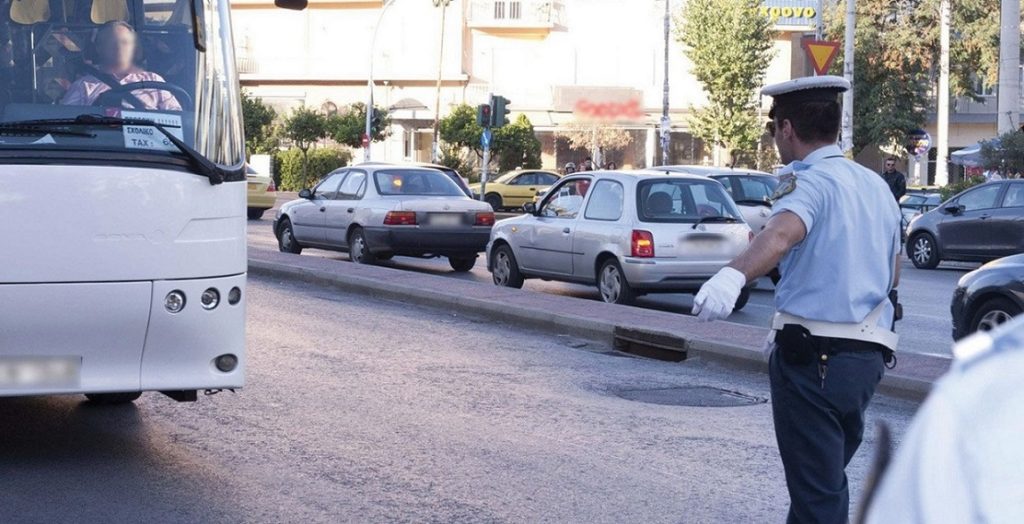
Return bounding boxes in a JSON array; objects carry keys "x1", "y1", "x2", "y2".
[
  {"x1": 228, "y1": 287, "x2": 241, "y2": 305},
  {"x1": 164, "y1": 290, "x2": 186, "y2": 313},
  {"x1": 200, "y1": 288, "x2": 220, "y2": 310}
]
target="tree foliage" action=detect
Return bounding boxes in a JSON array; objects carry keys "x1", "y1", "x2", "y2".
[
  {"x1": 825, "y1": 0, "x2": 1009, "y2": 155},
  {"x1": 282, "y1": 106, "x2": 328, "y2": 186},
  {"x1": 326, "y1": 102, "x2": 392, "y2": 149},
  {"x1": 276, "y1": 147, "x2": 352, "y2": 191},
  {"x1": 981, "y1": 131, "x2": 1024, "y2": 174},
  {"x1": 439, "y1": 104, "x2": 542, "y2": 171},
  {"x1": 439, "y1": 104, "x2": 484, "y2": 155},
  {"x1": 241, "y1": 90, "x2": 277, "y2": 155},
  {"x1": 676, "y1": 0, "x2": 776, "y2": 162}
]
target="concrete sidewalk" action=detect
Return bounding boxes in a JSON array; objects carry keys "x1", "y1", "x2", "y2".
[{"x1": 248, "y1": 247, "x2": 950, "y2": 400}]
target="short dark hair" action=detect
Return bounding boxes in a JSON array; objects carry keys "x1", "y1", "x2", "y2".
[
  {"x1": 886, "y1": 157, "x2": 897, "y2": 163},
  {"x1": 769, "y1": 100, "x2": 841, "y2": 144}
]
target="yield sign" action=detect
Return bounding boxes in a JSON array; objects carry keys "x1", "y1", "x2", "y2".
[{"x1": 802, "y1": 40, "x2": 840, "y2": 76}]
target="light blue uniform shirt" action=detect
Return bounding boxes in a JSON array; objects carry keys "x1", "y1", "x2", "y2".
[{"x1": 771, "y1": 144, "x2": 902, "y2": 328}]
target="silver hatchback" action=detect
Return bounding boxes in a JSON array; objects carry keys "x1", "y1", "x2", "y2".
[{"x1": 487, "y1": 171, "x2": 754, "y2": 307}]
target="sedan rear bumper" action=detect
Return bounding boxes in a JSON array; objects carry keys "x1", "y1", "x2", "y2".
[{"x1": 364, "y1": 226, "x2": 491, "y2": 256}]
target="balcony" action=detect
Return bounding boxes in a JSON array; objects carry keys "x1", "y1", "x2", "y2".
[{"x1": 467, "y1": 0, "x2": 565, "y2": 37}]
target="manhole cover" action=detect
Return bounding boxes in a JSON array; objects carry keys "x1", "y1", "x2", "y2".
[{"x1": 616, "y1": 386, "x2": 766, "y2": 407}]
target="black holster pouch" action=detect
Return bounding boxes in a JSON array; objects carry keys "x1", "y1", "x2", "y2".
[{"x1": 776, "y1": 324, "x2": 820, "y2": 365}]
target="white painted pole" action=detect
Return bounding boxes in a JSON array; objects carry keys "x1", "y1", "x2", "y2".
[
  {"x1": 935, "y1": 0, "x2": 950, "y2": 186},
  {"x1": 365, "y1": 0, "x2": 397, "y2": 162},
  {"x1": 840, "y1": 0, "x2": 855, "y2": 152},
  {"x1": 997, "y1": 0, "x2": 1021, "y2": 134}
]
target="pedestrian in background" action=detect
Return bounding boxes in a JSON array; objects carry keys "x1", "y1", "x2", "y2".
[
  {"x1": 691, "y1": 76, "x2": 902, "y2": 524},
  {"x1": 563, "y1": 162, "x2": 576, "y2": 176},
  {"x1": 604, "y1": 161, "x2": 617, "y2": 170},
  {"x1": 880, "y1": 157, "x2": 907, "y2": 201},
  {"x1": 865, "y1": 317, "x2": 1024, "y2": 523},
  {"x1": 581, "y1": 157, "x2": 595, "y2": 171}
]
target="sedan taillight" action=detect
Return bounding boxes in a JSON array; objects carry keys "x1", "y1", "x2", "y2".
[
  {"x1": 384, "y1": 211, "x2": 417, "y2": 225},
  {"x1": 475, "y1": 212, "x2": 495, "y2": 226},
  {"x1": 631, "y1": 230, "x2": 655, "y2": 258}
]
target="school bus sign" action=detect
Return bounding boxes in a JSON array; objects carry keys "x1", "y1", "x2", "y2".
[{"x1": 760, "y1": 0, "x2": 817, "y2": 29}]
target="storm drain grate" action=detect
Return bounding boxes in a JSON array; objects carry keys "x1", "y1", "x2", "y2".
[{"x1": 616, "y1": 386, "x2": 767, "y2": 407}]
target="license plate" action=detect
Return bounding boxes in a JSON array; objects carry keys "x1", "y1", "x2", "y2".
[
  {"x1": 685, "y1": 239, "x2": 726, "y2": 253},
  {"x1": 428, "y1": 213, "x2": 463, "y2": 227},
  {"x1": 0, "y1": 356, "x2": 81, "y2": 389}
]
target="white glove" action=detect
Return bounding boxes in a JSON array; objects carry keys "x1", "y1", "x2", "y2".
[{"x1": 692, "y1": 267, "x2": 746, "y2": 322}]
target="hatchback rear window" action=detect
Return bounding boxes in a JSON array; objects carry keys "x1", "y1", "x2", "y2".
[
  {"x1": 637, "y1": 179, "x2": 742, "y2": 223},
  {"x1": 374, "y1": 169, "x2": 466, "y2": 196}
]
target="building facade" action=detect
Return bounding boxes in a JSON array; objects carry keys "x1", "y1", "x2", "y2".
[{"x1": 232, "y1": 0, "x2": 1011, "y2": 177}]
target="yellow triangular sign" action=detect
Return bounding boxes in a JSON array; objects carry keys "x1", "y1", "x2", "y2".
[{"x1": 803, "y1": 40, "x2": 840, "y2": 75}]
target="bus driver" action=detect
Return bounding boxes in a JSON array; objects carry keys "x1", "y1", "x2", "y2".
[{"x1": 62, "y1": 21, "x2": 181, "y2": 111}]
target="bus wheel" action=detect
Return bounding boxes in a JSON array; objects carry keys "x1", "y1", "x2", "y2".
[{"x1": 85, "y1": 392, "x2": 142, "y2": 404}]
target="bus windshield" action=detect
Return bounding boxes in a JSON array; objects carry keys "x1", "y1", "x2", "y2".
[{"x1": 0, "y1": 0, "x2": 243, "y2": 174}]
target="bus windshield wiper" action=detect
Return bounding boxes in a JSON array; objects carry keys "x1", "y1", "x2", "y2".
[
  {"x1": 692, "y1": 215, "x2": 740, "y2": 229},
  {"x1": 4, "y1": 115, "x2": 225, "y2": 185},
  {"x1": 0, "y1": 123, "x2": 95, "y2": 138}
]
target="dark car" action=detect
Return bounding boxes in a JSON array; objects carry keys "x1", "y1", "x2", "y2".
[
  {"x1": 906, "y1": 180, "x2": 1024, "y2": 269},
  {"x1": 951, "y1": 254, "x2": 1024, "y2": 339}
]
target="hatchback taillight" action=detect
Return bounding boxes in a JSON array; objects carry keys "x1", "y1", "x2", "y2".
[
  {"x1": 475, "y1": 212, "x2": 495, "y2": 226},
  {"x1": 384, "y1": 211, "x2": 417, "y2": 225},
  {"x1": 267, "y1": 179, "x2": 276, "y2": 192},
  {"x1": 631, "y1": 230, "x2": 654, "y2": 258}
]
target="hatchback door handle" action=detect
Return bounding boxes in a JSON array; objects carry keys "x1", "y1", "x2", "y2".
[
  {"x1": 319, "y1": 207, "x2": 326, "y2": 212},
  {"x1": 980, "y1": 214, "x2": 991, "y2": 220},
  {"x1": 347, "y1": 208, "x2": 354, "y2": 213},
  {"x1": 562, "y1": 227, "x2": 571, "y2": 234}
]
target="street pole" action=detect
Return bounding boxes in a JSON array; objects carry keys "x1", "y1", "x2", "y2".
[
  {"x1": 480, "y1": 93, "x2": 492, "y2": 202},
  {"x1": 815, "y1": 0, "x2": 823, "y2": 40},
  {"x1": 935, "y1": 0, "x2": 951, "y2": 185},
  {"x1": 997, "y1": 0, "x2": 1021, "y2": 134},
  {"x1": 840, "y1": 0, "x2": 854, "y2": 152},
  {"x1": 365, "y1": 0, "x2": 396, "y2": 162},
  {"x1": 660, "y1": 0, "x2": 671, "y2": 166},
  {"x1": 431, "y1": 0, "x2": 451, "y2": 163}
]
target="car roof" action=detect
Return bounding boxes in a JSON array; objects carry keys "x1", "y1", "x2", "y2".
[
  {"x1": 576, "y1": 169, "x2": 721, "y2": 183},
  {"x1": 657, "y1": 165, "x2": 774, "y2": 177},
  {"x1": 501, "y1": 168, "x2": 561, "y2": 175}
]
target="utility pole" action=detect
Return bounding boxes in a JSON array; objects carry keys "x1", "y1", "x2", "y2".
[
  {"x1": 365, "y1": 0, "x2": 397, "y2": 162},
  {"x1": 660, "y1": 0, "x2": 671, "y2": 166},
  {"x1": 431, "y1": 0, "x2": 452, "y2": 163},
  {"x1": 997, "y1": 0, "x2": 1021, "y2": 134},
  {"x1": 935, "y1": 0, "x2": 951, "y2": 186},
  {"x1": 840, "y1": 0, "x2": 855, "y2": 152}
]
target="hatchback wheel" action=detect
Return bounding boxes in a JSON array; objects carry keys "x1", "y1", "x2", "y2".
[
  {"x1": 348, "y1": 228, "x2": 376, "y2": 265},
  {"x1": 909, "y1": 233, "x2": 940, "y2": 269},
  {"x1": 491, "y1": 244, "x2": 524, "y2": 289},
  {"x1": 598, "y1": 259, "x2": 636, "y2": 305},
  {"x1": 971, "y1": 297, "x2": 1021, "y2": 334},
  {"x1": 277, "y1": 217, "x2": 302, "y2": 254},
  {"x1": 449, "y1": 256, "x2": 476, "y2": 272}
]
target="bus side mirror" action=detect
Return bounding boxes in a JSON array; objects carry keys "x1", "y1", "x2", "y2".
[{"x1": 275, "y1": 0, "x2": 307, "y2": 10}]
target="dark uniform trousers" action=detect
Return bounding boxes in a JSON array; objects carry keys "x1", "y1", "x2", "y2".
[{"x1": 769, "y1": 338, "x2": 886, "y2": 524}]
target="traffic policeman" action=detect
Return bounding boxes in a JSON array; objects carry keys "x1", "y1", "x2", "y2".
[
  {"x1": 865, "y1": 316, "x2": 1024, "y2": 523},
  {"x1": 692, "y1": 75, "x2": 902, "y2": 523}
]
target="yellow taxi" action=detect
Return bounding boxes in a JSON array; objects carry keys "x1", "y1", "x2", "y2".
[
  {"x1": 247, "y1": 165, "x2": 277, "y2": 220},
  {"x1": 468, "y1": 169, "x2": 561, "y2": 211}
]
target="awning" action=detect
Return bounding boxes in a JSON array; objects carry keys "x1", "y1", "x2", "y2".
[{"x1": 950, "y1": 139, "x2": 997, "y2": 167}]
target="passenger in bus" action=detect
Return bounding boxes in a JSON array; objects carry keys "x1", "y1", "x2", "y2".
[{"x1": 61, "y1": 21, "x2": 181, "y2": 111}]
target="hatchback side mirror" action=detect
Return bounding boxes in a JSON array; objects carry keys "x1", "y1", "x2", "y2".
[
  {"x1": 299, "y1": 188, "x2": 313, "y2": 199},
  {"x1": 944, "y1": 203, "x2": 963, "y2": 215},
  {"x1": 523, "y1": 202, "x2": 537, "y2": 215}
]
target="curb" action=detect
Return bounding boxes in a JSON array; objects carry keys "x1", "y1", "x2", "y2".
[{"x1": 249, "y1": 254, "x2": 945, "y2": 401}]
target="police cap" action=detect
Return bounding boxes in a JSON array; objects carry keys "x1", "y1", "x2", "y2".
[{"x1": 762, "y1": 75, "x2": 850, "y2": 117}]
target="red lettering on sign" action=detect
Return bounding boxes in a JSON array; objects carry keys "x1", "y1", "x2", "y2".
[{"x1": 574, "y1": 98, "x2": 644, "y2": 121}]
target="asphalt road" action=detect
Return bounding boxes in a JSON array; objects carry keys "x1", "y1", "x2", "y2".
[
  {"x1": 251, "y1": 196, "x2": 976, "y2": 357},
  {"x1": 0, "y1": 276, "x2": 918, "y2": 523}
]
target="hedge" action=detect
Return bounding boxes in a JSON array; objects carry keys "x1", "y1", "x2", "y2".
[{"x1": 276, "y1": 147, "x2": 353, "y2": 191}]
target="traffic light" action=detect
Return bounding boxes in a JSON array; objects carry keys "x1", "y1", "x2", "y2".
[
  {"x1": 491, "y1": 96, "x2": 511, "y2": 128},
  {"x1": 370, "y1": 108, "x2": 383, "y2": 132},
  {"x1": 476, "y1": 103, "x2": 492, "y2": 127}
]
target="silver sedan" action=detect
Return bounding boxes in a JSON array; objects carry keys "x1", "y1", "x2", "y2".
[
  {"x1": 274, "y1": 165, "x2": 494, "y2": 272},
  {"x1": 487, "y1": 171, "x2": 754, "y2": 307}
]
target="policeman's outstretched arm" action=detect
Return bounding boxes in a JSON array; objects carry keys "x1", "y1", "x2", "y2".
[{"x1": 691, "y1": 211, "x2": 807, "y2": 322}]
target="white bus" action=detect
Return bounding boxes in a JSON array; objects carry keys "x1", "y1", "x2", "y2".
[{"x1": 0, "y1": 0, "x2": 278, "y2": 403}]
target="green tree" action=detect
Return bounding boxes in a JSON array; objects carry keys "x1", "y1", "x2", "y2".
[
  {"x1": 676, "y1": 0, "x2": 776, "y2": 163},
  {"x1": 493, "y1": 114, "x2": 542, "y2": 172},
  {"x1": 981, "y1": 131, "x2": 1024, "y2": 174},
  {"x1": 327, "y1": 102, "x2": 392, "y2": 149},
  {"x1": 554, "y1": 120, "x2": 633, "y2": 164},
  {"x1": 825, "y1": 0, "x2": 1010, "y2": 155},
  {"x1": 241, "y1": 90, "x2": 277, "y2": 155},
  {"x1": 439, "y1": 103, "x2": 484, "y2": 157},
  {"x1": 282, "y1": 106, "x2": 328, "y2": 188}
]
